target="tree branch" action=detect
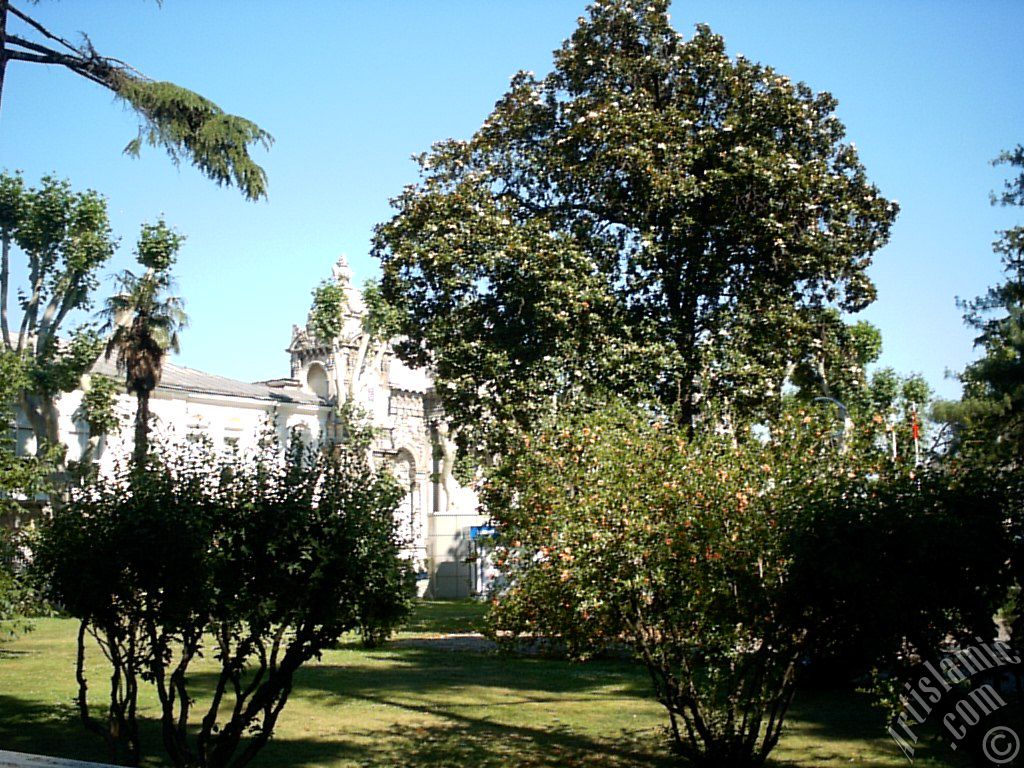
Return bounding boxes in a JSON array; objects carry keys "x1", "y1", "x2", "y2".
[
  {"x1": 0, "y1": 0, "x2": 9, "y2": 113},
  {"x1": 4, "y1": 35, "x2": 111, "y2": 88},
  {"x1": 7, "y1": 4, "x2": 80, "y2": 56},
  {"x1": 4, "y1": 49, "x2": 59, "y2": 65}
]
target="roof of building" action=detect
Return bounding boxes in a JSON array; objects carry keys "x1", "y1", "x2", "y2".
[{"x1": 91, "y1": 358, "x2": 323, "y2": 406}]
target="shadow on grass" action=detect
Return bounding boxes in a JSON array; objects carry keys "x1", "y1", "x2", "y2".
[
  {"x1": 258, "y1": 721, "x2": 675, "y2": 768},
  {"x1": 0, "y1": 643, "x2": 670, "y2": 768},
  {"x1": 213, "y1": 644, "x2": 670, "y2": 766},
  {"x1": 787, "y1": 688, "x2": 890, "y2": 742},
  {"x1": 400, "y1": 599, "x2": 489, "y2": 635},
  {"x1": 0, "y1": 631, "x2": 967, "y2": 768},
  {"x1": 773, "y1": 687, "x2": 974, "y2": 768},
  {"x1": 296, "y1": 643, "x2": 655, "y2": 699},
  {"x1": 0, "y1": 694, "x2": 115, "y2": 766}
]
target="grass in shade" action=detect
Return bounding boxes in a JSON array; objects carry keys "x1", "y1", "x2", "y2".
[{"x1": 0, "y1": 601, "x2": 966, "y2": 767}]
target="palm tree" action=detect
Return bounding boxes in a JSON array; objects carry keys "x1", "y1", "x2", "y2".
[{"x1": 101, "y1": 268, "x2": 187, "y2": 467}]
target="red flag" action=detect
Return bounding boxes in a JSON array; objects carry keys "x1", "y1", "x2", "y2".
[{"x1": 911, "y1": 412, "x2": 920, "y2": 442}]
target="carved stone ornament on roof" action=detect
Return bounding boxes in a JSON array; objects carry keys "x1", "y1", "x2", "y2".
[
  {"x1": 332, "y1": 253, "x2": 354, "y2": 285},
  {"x1": 289, "y1": 324, "x2": 310, "y2": 348}
]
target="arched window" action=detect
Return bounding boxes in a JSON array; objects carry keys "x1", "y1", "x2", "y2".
[
  {"x1": 393, "y1": 450, "x2": 417, "y2": 546},
  {"x1": 305, "y1": 362, "x2": 330, "y2": 399}
]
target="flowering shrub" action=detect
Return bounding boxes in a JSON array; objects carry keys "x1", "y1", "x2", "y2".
[{"x1": 485, "y1": 401, "x2": 1007, "y2": 767}]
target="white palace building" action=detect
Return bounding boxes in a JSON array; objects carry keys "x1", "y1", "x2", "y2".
[{"x1": 21, "y1": 256, "x2": 487, "y2": 599}]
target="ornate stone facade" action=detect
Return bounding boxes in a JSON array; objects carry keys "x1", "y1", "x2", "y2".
[
  {"x1": 286, "y1": 256, "x2": 486, "y2": 598},
  {"x1": 23, "y1": 255, "x2": 485, "y2": 598}
]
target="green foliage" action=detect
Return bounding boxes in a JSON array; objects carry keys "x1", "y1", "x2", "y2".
[
  {"x1": 485, "y1": 400, "x2": 1007, "y2": 766},
  {"x1": 1, "y1": 8, "x2": 272, "y2": 201},
  {"x1": 78, "y1": 373, "x2": 121, "y2": 438},
  {"x1": 0, "y1": 172, "x2": 118, "y2": 455},
  {"x1": 451, "y1": 450, "x2": 478, "y2": 487},
  {"x1": 0, "y1": 348, "x2": 53, "y2": 508},
  {"x1": 118, "y1": 79, "x2": 273, "y2": 202},
  {"x1": 940, "y1": 145, "x2": 1024, "y2": 464},
  {"x1": 374, "y1": 0, "x2": 897, "y2": 449},
  {"x1": 103, "y1": 265, "x2": 187, "y2": 391},
  {"x1": 784, "y1": 309, "x2": 934, "y2": 461},
  {"x1": 135, "y1": 218, "x2": 184, "y2": 272},
  {"x1": 789, "y1": 314, "x2": 882, "y2": 403},
  {"x1": 101, "y1": 222, "x2": 188, "y2": 466},
  {"x1": 361, "y1": 278, "x2": 401, "y2": 340},
  {"x1": 0, "y1": 171, "x2": 25, "y2": 231},
  {"x1": 843, "y1": 368, "x2": 933, "y2": 462},
  {"x1": 794, "y1": 462, "x2": 1008, "y2": 685},
  {"x1": 0, "y1": 528, "x2": 33, "y2": 641},
  {"x1": 7, "y1": 175, "x2": 115, "y2": 289},
  {"x1": 334, "y1": 399, "x2": 378, "y2": 453},
  {"x1": 32, "y1": 435, "x2": 412, "y2": 768},
  {"x1": 932, "y1": 147, "x2": 1024, "y2": 686},
  {"x1": 309, "y1": 279, "x2": 346, "y2": 343},
  {"x1": 31, "y1": 327, "x2": 104, "y2": 397}
]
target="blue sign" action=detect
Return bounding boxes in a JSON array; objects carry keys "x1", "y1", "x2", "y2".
[{"x1": 469, "y1": 525, "x2": 496, "y2": 540}]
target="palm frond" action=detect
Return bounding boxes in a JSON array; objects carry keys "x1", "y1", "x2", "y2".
[{"x1": 99, "y1": 268, "x2": 188, "y2": 395}]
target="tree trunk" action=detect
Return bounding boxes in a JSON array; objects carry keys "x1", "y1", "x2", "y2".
[
  {"x1": 19, "y1": 389, "x2": 60, "y2": 455},
  {"x1": 18, "y1": 387, "x2": 69, "y2": 510},
  {"x1": 134, "y1": 390, "x2": 150, "y2": 467},
  {"x1": 76, "y1": 621, "x2": 118, "y2": 762},
  {"x1": 1, "y1": 233, "x2": 11, "y2": 348},
  {"x1": 0, "y1": 0, "x2": 9, "y2": 115}
]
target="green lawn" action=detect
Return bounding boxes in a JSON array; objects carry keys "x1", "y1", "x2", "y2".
[{"x1": 0, "y1": 602, "x2": 963, "y2": 767}]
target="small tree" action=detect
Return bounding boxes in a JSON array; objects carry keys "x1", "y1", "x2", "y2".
[
  {"x1": 101, "y1": 220, "x2": 188, "y2": 467},
  {"x1": 34, "y1": 434, "x2": 412, "y2": 768},
  {"x1": 0, "y1": 346, "x2": 54, "y2": 503},
  {"x1": 486, "y1": 401, "x2": 1007, "y2": 767},
  {"x1": 74, "y1": 372, "x2": 122, "y2": 471},
  {"x1": 0, "y1": 527, "x2": 36, "y2": 641},
  {"x1": 0, "y1": 346, "x2": 52, "y2": 641}
]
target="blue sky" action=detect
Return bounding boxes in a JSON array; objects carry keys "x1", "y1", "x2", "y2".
[{"x1": 1, "y1": 1, "x2": 1021, "y2": 399}]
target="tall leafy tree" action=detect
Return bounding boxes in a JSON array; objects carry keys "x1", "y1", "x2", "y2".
[
  {"x1": 932, "y1": 146, "x2": 1024, "y2": 651},
  {"x1": 947, "y1": 146, "x2": 1024, "y2": 464},
  {"x1": 0, "y1": 172, "x2": 115, "y2": 461},
  {"x1": 101, "y1": 220, "x2": 187, "y2": 467},
  {"x1": 374, "y1": 0, "x2": 897, "y2": 448},
  {"x1": 0, "y1": 1, "x2": 272, "y2": 201}
]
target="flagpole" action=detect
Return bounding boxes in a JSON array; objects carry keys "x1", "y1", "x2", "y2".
[{"x1": 911, "y1": 404, "x2": 921, "y2": 466}]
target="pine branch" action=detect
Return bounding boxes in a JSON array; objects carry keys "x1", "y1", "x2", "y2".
[
  {"x1": 2, "y1": 7, "x2": 273, "y2": 200},
  {"x1": 117, "y1": 77, "x2": 274, "y2": 201}
]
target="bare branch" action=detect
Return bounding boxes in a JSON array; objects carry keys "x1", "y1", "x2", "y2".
[
  {"x1": 4, "y1": 49, "x2": 58, "y2": 65},
  {"x1": 7, "y1": 4, "x2": 81, "y2": 56},
  {"x1": 4, "y1": 35, "x2": 110, "y2": 88}
]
